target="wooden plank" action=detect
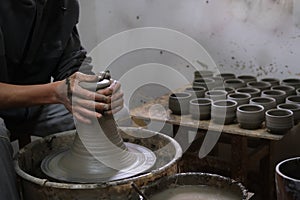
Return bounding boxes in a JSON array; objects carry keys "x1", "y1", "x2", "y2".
[{"x1": 130, "y1": 93, "x2": 286, "y2": 141}]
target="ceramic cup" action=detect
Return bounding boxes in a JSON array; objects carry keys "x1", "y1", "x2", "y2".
[
  {"x1": 235, "y1": 87, "x2": 261, "y2": 98},
  {"x1": 215, "y1": 73, "x2": 236, "y2": 80},
  {"x1": 277, "y1": 103, "x2": 300, "y2": 125},
  {"x1": 250, "y1": 97, "x2": 277, "y2": 112},
  {"x1": 237, "y1": 104, "x2": 265, "y2": 130},
  {"x1": 168, "y1": 92, "x2": 192, "y2": 115},
  {"x1": 281, "y1": 78, "x2": 300, "y2": 89},
  {"x1": 194, "y1": 70, "x2": 214, "y2": 79},
  {"x1": 184, "y1": 86, "x2": 206, "y2": 99},
  {"x1": 189, "y1": 98, "x2": 212, "y2": 120},
  {"x1": 286, "y1": 95, "x2": 300, "y2": 105},
  {"x1": 247, "y1": 81, "x2": 272, "y2": 91},
  {"x1": 237, "y1": 75, "x2": 257, "y2": 85},
  {"x1": 265, "y1": 109, "x2": 294, "y2": 134},
  {"x1": 205, "y1": 90, "x2": 228, "y2": 101},
  {"x1": 211, "y1": 99, "x2": 238, "y2": 125},
  {"x1": 275, "y1": 157, "x2": 300, "y2": 200},
  {"x1": 228, "y1": 93, "x2": 251, "y2": 106},
  {"x1": 261, "y1": 78, "x2": 280, "y2": 86},
  {"x1": 213, "y1": 86, "x2": 235, "y2": 94},
  {"x1": 193, "y1": 78, "x2": 215, "y2": 90},
  {"x1": 261, "y1": 89, "x2": 286, "y2": 105},
  {"x1": 271, "y1": 85, "x2": 296, "y2": 97},
  {"x1": 224, "y1": 78, "x2": 246, "y2": 89}
]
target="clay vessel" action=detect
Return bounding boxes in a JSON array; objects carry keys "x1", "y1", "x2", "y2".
[
  {"x1": 271, "y1": 85, "x2": 296, "y2": 97},
  {"x1": 265, "y1": 109, "x2": 294, "y2": 134},
  {"x1": 211, "y1": 99, "x2": 238, "y2": 125},
  {"x1": 215, "y1": 73, "x2": 236, "y2": 80},
  {"x1": 237, "y1": 104, "x2": 265, "y2": 130},
  {"x1": 275, "y1": 157, "x2": 300, "y2": 200},
  {"x1": 168, "y1": 92, "x2": 192, "y2": 115},
  {"x1": 261, "y1": 78, "x2": 280, "y2": 86},
  {"x1": 213, "y1": 86, "x2": 235, "y2": 94},
  {"x1": 237, "y1": 75, "x2": 257, "y2": 85},
  {"x1": 184, "y1": 86, "x2": 206, "y2": 98},
  {"x1": 281, "y1": 78, "x2": 300, "y2": 89},
  {"x1": 189, "y1": 98, "x2": 212, "y2": 120},
  {"x1": 235, "y1": 87, "x2": 261, "y2": 98},
  {"x1": 194, "y1": 70, "x2": 214, "y2": 79},
  {"x1": 250, "y1": 97, "x2": 276, "y2": 112},
  {"x1": 228, "y1": 93, "x2": 251, "y2": 106},
  {"x1": 261, "y1": 89, "x2": 286, "y2": 105},
  {"x1": 205, "y1": 90, "x2": 227, "y2": 101},
  {"x1": 277, "y1": 103, "x2": 300, "y2": 125},
  {"x1": 193, "y1": 78, "x2": 215, "y2": 90},
  {"x1": 247, "y1": 81, "x2": 271, "y2": 91},
  {"x1": 224, "y1": 78, "x2": 246, "y2": 89},
  {"x1": 286, "y1": 95, "x2": 300, "y2": 105}
]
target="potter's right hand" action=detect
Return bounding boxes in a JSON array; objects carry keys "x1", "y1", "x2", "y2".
[{"x1": 55, "y1": 72, "x2": 112, "y2": 124}]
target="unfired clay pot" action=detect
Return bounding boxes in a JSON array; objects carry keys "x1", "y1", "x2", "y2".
[
  {"x1": 247, "y1": 81, "x2": 272, "y2": 91},
  {"x1": 281, "y1": 78, "x2": 300, "y2": 89},
  {"x1": 250, "y1": 97, "x2": 276, "y2": 112},
  {"x1": 224, "y1": 78, "x2": 246, "y2": 89},
  {"x1": 184, "y1": 86, "x2": 206, "y2": 99},
  {"x1": 237, "y1": 104, "x2": 265, "y2": 130},
  {"x1": 168, "y1": 92, "x2": 192, "y2": 115},
  {"x1": 277, "y1": 103, "x2": 300, "y2": 125},
  {"x1": 275, "y1": 157, "x2": 300, "y2": 200},
  {"x1": 215, "y1": 73, "x2": 236, "y2": 80},
  {"x1": 211, "y1": 77, "x2": 225, "y2": 87},
  {"x1": 193, "y1": 78, "x2": 215, "y2": 90},
  {"x1": 194, "y1": 70, "x2": 214, "y2": 79},
  {"x1": 211, "y1": 99, "x2": 238, "y2": 125},
  {"x1": 261, "y1": 89, "x2": 286, "y2": 105},
  {"x1": 286, "y1": 95, "x2": 300, "y2": 105},
  {"x1": 189, "y1": 98, "x2": 212, "y2": 120},
  {"x1": 265, "y1": 109, "x2": 294, "y2": 134},
  {"x1": 205, "y1": 90, "x2": 228, "y2": 101},
  {"x1": 227, "y1": 93, "x2": 251, "y2": 106},
  {"x1": 235, "y1": 87, "x2": 261, "y2": 98},
  {"x1": 271, "y1": 85, "x2": 296, "y2": 97},
  {"x1": 213, "y1": 86, "x2": 235, "y2": 94},
  {"x1": 261, "y1": 78, "x2": 280, "y2": 86},
  {"x1": 237, "y1": 75, "x2": 257, "y2": 85}
]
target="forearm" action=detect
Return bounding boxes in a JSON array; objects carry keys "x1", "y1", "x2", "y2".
[{"x1": 0, "y1": 81, "x2": 62, "y2": 109}]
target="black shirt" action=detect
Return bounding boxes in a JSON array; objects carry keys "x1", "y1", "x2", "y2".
[{"x1": 0, "y1": 0, "x2": 92, "y2": 123}]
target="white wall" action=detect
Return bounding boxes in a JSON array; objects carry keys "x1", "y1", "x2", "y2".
[{"x1": 78, "y1": 0, "x2": 300, "y2": 80}]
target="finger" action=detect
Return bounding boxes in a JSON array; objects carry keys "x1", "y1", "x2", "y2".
[
  {"x1": 104, "y1": 105, "x2": 123, "y2": 115},
  {"x1": 73, "y1": 86, "x2": 110, "y2": 103},
  {"x1": 111, "y1": 91, "x2": 124, "y2": 102},
  {"x1": 74, "y1": 72, "x2": 99, "y2": 83},
  {"x1": 73, "y1": 105, "x2": 103, "y2": 120}
]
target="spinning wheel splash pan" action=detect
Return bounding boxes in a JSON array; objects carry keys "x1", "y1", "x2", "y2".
[{"x1": 41, "y1": 142, "x2": 156, "y2": 183}]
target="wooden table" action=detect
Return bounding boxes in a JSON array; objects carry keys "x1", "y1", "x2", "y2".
[{"x1": 130, "y1": 91, "x2": 291, "y2": 199}]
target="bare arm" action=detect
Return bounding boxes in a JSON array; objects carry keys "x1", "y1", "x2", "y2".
[{"x1": 0, "y1": 72, "x2": 124, "y2": 124}]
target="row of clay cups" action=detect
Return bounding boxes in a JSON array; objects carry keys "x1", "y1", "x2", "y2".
[
  {"x1": 193, "y1": 71, "x2": 300, "y2": 91},
  {"x1": 169, "y1": 91, "x2": 300, "y2": 132}
]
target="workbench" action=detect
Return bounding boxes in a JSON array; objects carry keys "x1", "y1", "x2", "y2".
[{"x1": 130, "y1": 89, "x2": 290, "y2": 199}]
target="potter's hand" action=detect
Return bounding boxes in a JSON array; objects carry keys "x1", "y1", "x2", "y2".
[
  {"x1": 56, "y1": 72, "x2": 112, "y2": 124},
  {"x1": 97, "y1": 79, "x2": 124, "y2": 115}
]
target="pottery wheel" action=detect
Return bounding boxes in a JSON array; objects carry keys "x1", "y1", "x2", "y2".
[
  {"x1": 41, "y1": 74, "x2": 156, "y2": 183},
  {"x1": 41, "y1": 142, "x2": 156, "y2": 183}
]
